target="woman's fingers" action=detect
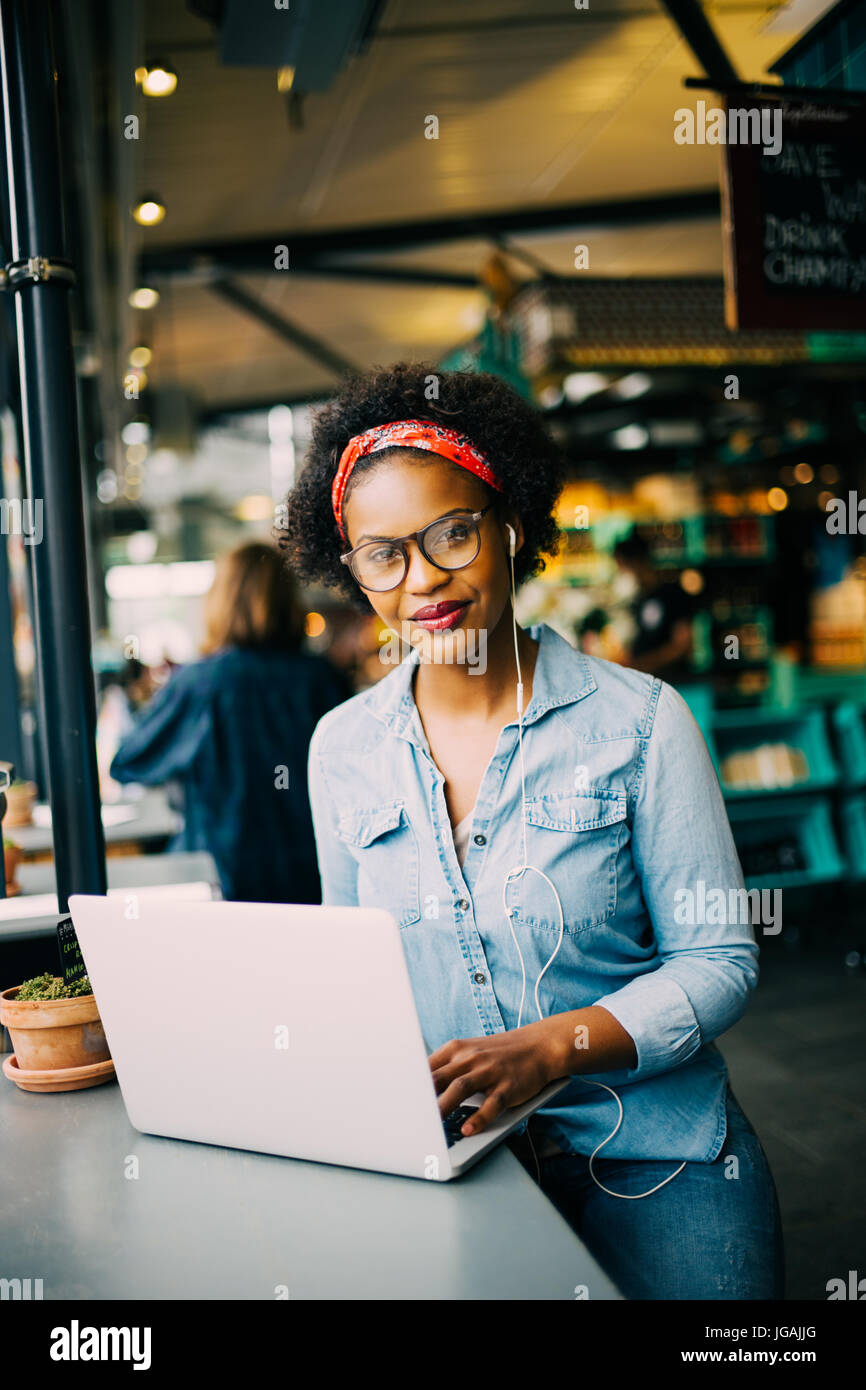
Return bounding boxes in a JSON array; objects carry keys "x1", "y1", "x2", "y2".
[
  {"x1": 435, "y1": 1066, "x2": 488, "y2": 1119},
  {"x1": 430, "y1": 1043, "x2": 485, "y2": 1095},
  {"x1": 428, "y1": 1036, "x2": 478, "y2": 1071},
  {"x1": 428, "y1": 1032, "x2": 549, "y2": 1137},
  {"x1": 460, "y1": 1085, "x2": 511, "y2": 1135},
  {"x1": 434, "y1": 1056, "x2": 520, "y2": 1135}
]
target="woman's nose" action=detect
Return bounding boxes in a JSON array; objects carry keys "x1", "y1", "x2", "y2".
[{"x1": 403, "y1": 541, "x2": 448, "y2": 592}]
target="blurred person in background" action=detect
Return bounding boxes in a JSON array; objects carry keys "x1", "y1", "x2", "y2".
[
  {"x1": 575, "y1": 605, "x2": 628, "y2": 665},
  {"x1": 110, "y1": 542, "x2": 351, "y2": 903},
  {"x1": 613, "y1": 531, "x2": 695, "y2": 682},
  {"x1": 96, "y1": 658, "x2": 156, "y2": 802}
]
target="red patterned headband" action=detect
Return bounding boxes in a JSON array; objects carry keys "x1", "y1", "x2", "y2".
[{"x1": 331, "y1": 418, "x2": 501, "y2": 542}]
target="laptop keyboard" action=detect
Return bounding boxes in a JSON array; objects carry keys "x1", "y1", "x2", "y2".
[{"x1": 442, "y1": 1105, "x2": 480, "y2": 1148}]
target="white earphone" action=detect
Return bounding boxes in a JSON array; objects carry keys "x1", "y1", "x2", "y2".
[{"x1": 502, "y1": 526, "x2": 685, "y2": 1199}]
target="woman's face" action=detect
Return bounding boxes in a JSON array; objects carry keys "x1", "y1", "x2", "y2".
[{"x1": 341, "y1": 452, "x2": 522, "y2": 660}]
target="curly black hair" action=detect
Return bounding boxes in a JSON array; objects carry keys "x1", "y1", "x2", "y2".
[{"x1": 275, "y1": 361, "x2": 565, "y2": 609}]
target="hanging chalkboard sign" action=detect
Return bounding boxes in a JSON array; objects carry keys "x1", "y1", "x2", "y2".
[
  {"x1": 722, "y1": 96, "x2": 866, "y2": 331},
  {"x1": 57, "y1": 916, "x2": 87, "y2": 987}
]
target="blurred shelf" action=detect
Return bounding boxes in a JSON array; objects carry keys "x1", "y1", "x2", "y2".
[
  {"x1": 728, "y1": 795, "x2": 846, "y2": 890},
  {"x1": 831, "y1": 703, "x2": 866, "y2": 788},
  {"x1": 840, "y1": 794, "x2": 866, "y2": 883},
  {"x1": 793, "y1": 668, "x2": 866, "y2": 706},
  {"x1": 710, "y1": 707, "x2": 838, "y2": 798},
  {"x1": 556, "y1": 513, "x2": 776, "y2": 573}
]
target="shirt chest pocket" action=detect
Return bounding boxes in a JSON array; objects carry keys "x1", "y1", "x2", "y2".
[
  {"x1": 508, "y1": 789, "x2": 628, "y2": 934},
  {"x1": 336, "y1": 799, "x2": 421, "y2": 929}
]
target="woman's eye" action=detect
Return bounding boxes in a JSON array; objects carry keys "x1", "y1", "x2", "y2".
[
  {"x1": 368, "y1": 545, "x2": 401, "y2": 565},
  {"x1": 439, "y1": 523, "x2": 470, "y2": 544}
]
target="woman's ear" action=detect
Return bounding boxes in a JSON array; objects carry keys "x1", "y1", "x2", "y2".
[{"x1": 504, "y1": 515, "x2": 524, "y2": 556}]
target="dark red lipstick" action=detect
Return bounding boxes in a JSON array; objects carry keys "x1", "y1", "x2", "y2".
[{"x1": 409, "y1": 600, "x2": 471, "y2": 630}]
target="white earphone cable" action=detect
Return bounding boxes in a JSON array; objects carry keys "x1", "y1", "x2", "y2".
[{"x1": 503, "y1": 528, "x2": 684, "y2": 1200}]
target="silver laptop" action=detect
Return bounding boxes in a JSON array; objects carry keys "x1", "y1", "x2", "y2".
[{"x1": 68, "y1": 895, "x2": 568, "y2": 1181}]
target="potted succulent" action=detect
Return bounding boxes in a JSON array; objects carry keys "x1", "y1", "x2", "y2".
[
  {"x1": 3, "y1": 837, "x2": 22, "y2": 896},
  {"x1": 3, "y1": 778, "x2": 36, "y2": 827},
  {"x1": 0, "y1": 973, "x2": 114, "y2": 1092}
]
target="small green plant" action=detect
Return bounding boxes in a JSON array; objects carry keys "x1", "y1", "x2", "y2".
[{"x1": 16, "y1": 973, "x2": 93, "y2": 1001}]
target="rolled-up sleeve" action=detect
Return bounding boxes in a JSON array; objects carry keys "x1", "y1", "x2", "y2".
[
  {"x1": 307, "y1": 718, "x2": 359, "y2": 907},
  {"x1": 594, "y1": 680, "x2": 759, "y2": 1081}
]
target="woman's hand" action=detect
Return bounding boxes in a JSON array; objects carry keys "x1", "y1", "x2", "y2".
[
  {"x1": 428, "y1": 1007, "x2": 638, "y2": 1138},
  {"x1": 429, "y1": 1019, "x2": 565, "y2": 1138}
]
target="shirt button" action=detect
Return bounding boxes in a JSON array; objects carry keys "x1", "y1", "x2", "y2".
[
  {"x1": 456, "y1": 898, "x2": 470, "y2": 912},
  {"x1": 474, "y1": 971, "x2": 486, "y2": 984},
  {"x1": 473, "y1": 833, "x2": 486, "y2": 846}
]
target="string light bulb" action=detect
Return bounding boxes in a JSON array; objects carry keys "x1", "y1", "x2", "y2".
[
  {"x1": 129, "y1": 287, "x2": 159, "y2": 310},
  {"x1": 140, "y1": 62, "x2": 178, "y2": 97},
  {"x1": 133, "y1": 196, "x2": 166, "y2": 227}
]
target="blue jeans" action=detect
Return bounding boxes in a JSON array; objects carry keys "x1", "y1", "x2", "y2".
[{"x1": 507, "y1": 1084, "x2": 785, "y2": 1300}]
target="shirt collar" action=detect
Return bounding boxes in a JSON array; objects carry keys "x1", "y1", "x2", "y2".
[{"x1": 368, "y1": 621, "x2": 597, "y2": 748}]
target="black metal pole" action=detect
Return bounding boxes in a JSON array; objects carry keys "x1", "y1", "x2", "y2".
[
  {"x1": 0, "y1": 0, "x2": 106, "y2": 910},
  {"x1": 0, "y1": 533, "x2": 23, "y2": 779},
  {"x1": 0, "y1": 760, "x2": 13, "y2": 900}
]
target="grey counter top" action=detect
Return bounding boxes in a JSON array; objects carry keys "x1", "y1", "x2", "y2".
[{"x1": 0, "y1": 1076, "x2": 622, "y2": 1300}]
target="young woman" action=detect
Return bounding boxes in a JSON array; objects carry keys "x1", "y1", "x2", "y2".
[{"x1": 278, "y1": 363, "x2": 785, "y2": 1301}]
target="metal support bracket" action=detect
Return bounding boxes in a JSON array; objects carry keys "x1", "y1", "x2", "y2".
[{"x1": 1, "y1": 255, "x2": 76, "y2": 290}]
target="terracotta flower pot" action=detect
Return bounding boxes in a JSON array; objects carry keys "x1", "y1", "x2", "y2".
[
  {"x1": 0, "y1": 987, "x2": 111, "y2": 1071},
  {"x1": 3, "y1": 780, "x2": 36, "y2": 827}
]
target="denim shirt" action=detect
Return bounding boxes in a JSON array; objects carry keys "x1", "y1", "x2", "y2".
[{"x1": 307, "y1": 622, "x2": 758, "y2": 1162}]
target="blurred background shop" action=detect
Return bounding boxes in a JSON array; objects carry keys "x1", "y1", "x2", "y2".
[{"x1": 0, "y1": 0, "x2": 865, "y2": 1295}]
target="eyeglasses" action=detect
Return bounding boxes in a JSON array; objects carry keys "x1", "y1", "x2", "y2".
[{"x1": 340, "y1": 503, "x2": 496, "y2": 592}]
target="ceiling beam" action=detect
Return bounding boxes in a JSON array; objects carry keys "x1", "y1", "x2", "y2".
[
  {"x1": 263, "y1": 262, "x2": 479, "y2": 289},
  {"x1": 658, "y1": 0, "x2": 739, "y2": 83},
  {"x1": 200, "y1": 391, "x2": 332, "y2": 422},
  {"x1": 196, "y1": 358, "x2": 860, "y2": 426},
  {"x1": 140, "y1": 189, "x2": 722, "y2": 280},
  {"x1": 377, "y1": 5, "x2": 770, "y2": 38},
  {"x1": 209, "y1": 279, "x2": 360, "y2": 378}
]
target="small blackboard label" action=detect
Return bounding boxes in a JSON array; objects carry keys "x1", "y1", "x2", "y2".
[{"x1": 57, "y1": 917, "x2": 87, "y2": 987}]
